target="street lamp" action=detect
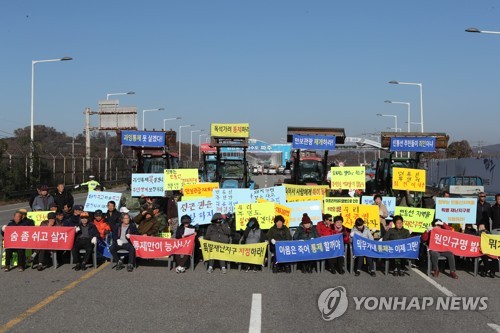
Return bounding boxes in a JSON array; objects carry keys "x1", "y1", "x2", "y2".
[
  {"x1": 376, "y1": 113, "x2": 398, "y2": 132},
  {"x1": 30, "y1": 56, "x2": 73, "y2": 179},
  {"x1": 106, "y1": 91, "x2": 135, "y2": 100},
  {"x1": 388, "y1": 81, "x2": 424, "y2": 133},
  {"x1": 465, "y1": 27, "x2": 500, "y2": 35},
  {"x1": 163, "y1": 117, "x2": 181, "y2": 131},
  {"x1": 385, "y1": 100, "x2": 411, "y2": 133},
  {"x1": 190, "y1": 130, "x2": 204, "y2": 162},
  {"x1": 178, "y1": 124, "x2": 194, "y2": 163},
  {"x1": 142, "y1": 108, "x2": 165, "y2": 130},
  {"x1": 199, "y1": 133, "x2": 209, "y2": 161}
]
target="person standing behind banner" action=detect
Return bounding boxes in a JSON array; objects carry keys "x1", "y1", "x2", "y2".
[
  {"x1": 476, "y1": 192, "x2": 491, "y2": 231},
  {"x1": 374, "y1": 194, "x2": 390, "y2": 238},
  {"x1": 241, "y1": 217, "x2": 267, "y2": 272},
  {"x1": 204, "y1": 213, "x2": 231, "y2": 274},
  {"x1": 1, "y1": 212, "x2": 28, "y2": 272},
  {"x1": 490, "y1": 194, "x2": 500, "y2": 234},
  {"x1": 174, "y1": 215, "x2": 197, "y2": 273},
  {"x1": 383, "y1": 215, "x2": 410, "y2": 276},
  {"x1": 53, "y1": 183, "x2": 74, "y2": 212},
  {"x1": 71, "y1": 212, "x2": 98, "y2": 271},
  {"x1": 350, "y1": 218, "x2": 376, "y2": 277},
  {"x1": 331, "y1": 215, "x2": 349, "y2": 274},
  {"x1": 267, "y1": 215, "x2": 292, "y2": 274},
  {"x1": 421, "y1": 219, "x2": 458, "y2": 279},
  {"x1": 293, "y1": 213, "x2": 319, "y2": 273},
  {"x1": 110, "y1": 213, "x2": 140, "y2": 272}
]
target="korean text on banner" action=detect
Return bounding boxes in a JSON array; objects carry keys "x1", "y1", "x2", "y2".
[
  {"x1": 164, "y1": 169, "x2": 199, "y2": 191},
  {"x1": 252, "y1": 186, "x2": 286, "y2": 204},
  {"x1": 480, "y1": 233, "x2": 500, "y2": 257},
  {"x1": 130, "y1": 234, "x2": 195, "y2": 258},
  {"x1": 323, "y1": 197, "x2": 359, "y2": 215},
  {"x1": 178, "y1": 198, "x2": 215, "y2": 225},
  {"x1": 275, "y1": 234, "x2": 344, "y2": 263},
  {"x1": 291, "y1": 134, "x2": 336, "y2": 150},
  {"x1": 390, "y1": 137, "x2": 436, "y2": 153},
  {"x1": 27, "y1": 211, "x2": 51, "y2": 226},
  {"x1": 210, "y1": 123, "x2": 250, "y2": 138},
  {"x1": 428, "y1": 228, "x2": 481, "y2": 257},
  {"x1": 392, "y1": 167, "x2": 426, "y2": 192},
  {"x1": 199, "y1": 238, "x2": 266, "y2": 265},
  {"x1": 131, "y1": 173, "x2": 165, "y2": 197},
  {"x1": 84, "y1": 191, "x2": 122, "y2": 212},
  {"x1": 183, "y1": 183, "x2": 219, "y2": 198},
  {"x1": 285, "y1": 201, "x2": 323, "y2": 228},
  {"x1": 121, "y1": 131, "x2": 165, "y2": 147},
  {"x1": 395, "y1": 207, "x2": 435, "y2": 233},
  {"x1": 330, "y1": 166, "x2": 366, "y2": 190},
  {"x1": 435, "y1": 197, "x2": 477, "y2": 228},
  {"x1": 213, "y1": 188, "x2": 253, "y2": 214},
  {"x1": 341, "y1": 204, "x2": 379, "y2": 230},
  {"x1": 283, "y1": 184, "x2": 329, "y2": 198},
  {"x1": 3, "y1": 226, "x2": 76, "y2": 250},
  {"x1": 234, "y1": 202, "x2": 275, "y2": 231},
  {"x1": 275, "y1": 203, "x2": 292, "y2": 227},
  {"x1": 361, "y1": 196, "x2": 396, "y2": 217},
  {"x1": 287, "y1": 195, "x2": 324, "y2": 204},
  {"x1": 352, "y1": 234, "x2": 420, "y2": 259}
]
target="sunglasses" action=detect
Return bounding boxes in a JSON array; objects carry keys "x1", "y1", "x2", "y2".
[
  {"x1": 479, "y1": 196, "x2": 486, "y2": 198},
  {"x1": 327, "y1": 219, "x2": 333, "y2": 221}
]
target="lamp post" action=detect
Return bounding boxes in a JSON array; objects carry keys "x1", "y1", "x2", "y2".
[
  {"x1": 465, "y1": 27, "x2": 500, "y2": 35},
  {"x1": 389, "y1": 81, "x2": 423, "y2": 132},
  {"x1": 385, "y1": 100, "x2": 410, "y2": 133},
  {"x1": 178, "y1": 124, "x2": 194, "y2": 164},
  {"x1": 190, "y1": 130, "x2": 204, "y2": 162},
  {"x1": 142, "y1": 108, "x2": 165, "y2": 130},
  {"x1": 199, "y1": 133, "x2": 209, "y2": 161},
  {"x1": 30, "y1": 56, "x2": 73, "y2": 180},
  {"x1": 376, "y1": 114, "x2": 398, "y2": 132},
  {"x1": 163, "y1": 117, "x2": 181, "y2": 131},
  {"x1": 106, "y1": 91, "x2": 135, "y2": 100}
]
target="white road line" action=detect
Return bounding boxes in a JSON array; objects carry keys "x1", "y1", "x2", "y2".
[
  {"x1": 411, "y1": 267, "x2": 456, "y2": 297},
  {"x1": 487, "y1": 323, "x2": 500, "y2": 332},
  {"x1": 249, "y1": 293, "x2": 262, "y2": 333}
]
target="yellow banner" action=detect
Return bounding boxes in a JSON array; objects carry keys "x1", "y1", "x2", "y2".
[
  {"x1": 394, "y1": 207, "x2": 435, "y2": 233},
  {"x1": 27, "y1": 211, "x2": 51, "y2": 226},
  {"x1": 200, "y1": 238, "x2": 266, "y2": 265},
  {"x1": 284, "y1": 184, "x2": 329, "y2": 198},
  {"x1": 481, "y1": 234, "x2": 500, "y2": 257},
  {"x1": 234, "y1": 202, "x2": 275, "y2": 231},
  {"x1": 323, "y1": 197, "x2": 359, "y2": 215},
  {"x1": 183, "y1": 182, "x2": 219, "y2": 197},
  {"x1": 341, "y1": 204, "x2": 379, "y2": 230},
  {"x1": 164, "y1": 169, "x2": 199, "y2": 191},
  {"x1": 392, "y1": 167, "x2": 426, "y2": 192},
  {"x1": 210, "y1": 123, "x2": 250, "y2": 138},
  {"x1": 287, "y1": 195, "x2": 324, "y2": 203},
  {"x1": 330, "y1": 166, "x2": 365, "y2": 190},
  {"x1": 275, "y1": 203, "x2": 292, "y2": 227}
]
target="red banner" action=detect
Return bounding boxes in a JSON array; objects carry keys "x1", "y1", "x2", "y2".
[
  {"x1": 129, "y1": 234, "x2": 195, "y2": 258},
  {"x1": 3, "y1": 226, "x2": 76, "y2": 250},
  {"x1": 428, "y1": 228, "x2": 481, "y2": 257}
]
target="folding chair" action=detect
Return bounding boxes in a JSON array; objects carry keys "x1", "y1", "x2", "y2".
[
  {"x1": 349, "y1": 243, "x2": 376, "y2": 274},
  {"x1": 425, "y1": 244, "x2": 448, "y2": 277},
  {"x1": 320, "y1": 244, "x2": 348, "y2": 273},
  {"x1": 70, "y1": 242, "x2": 97, "y2": 269}
]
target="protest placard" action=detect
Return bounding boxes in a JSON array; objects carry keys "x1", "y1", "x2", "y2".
[
  {"x1": 131, "y1": 173, "x2": 165, "y2": 197},
  {"x1": 394, "y1": 207, "x2": 435, "y2": 233},
  {"x1": 341, "y1": 204, "x2": 379, "y2": 230},
  {"x1": 323, "y1": 197, "x2": 359, "y2": 215},
  {"x1": 352, "y1": 234, "x2": 420, "y2": 259},
  {"x1": 234, "y1": 202, "x2": 275, "y2": 230},
  {"x1": 199, "y1": 238, "x2": 266, "y2": 265},
  {"x1": 84, "y1": 191, "x2": 122, "y2": 212},
  {"x1": 275, "y1": 234, "x2": 344, "y2": 263},
  {"x1": 183, "y1": 183, "x2": 219, "y2": 198},
  {"x1": 330, "y1": 166, "x2": 366, "y2": 190},
  {"x1": 392, "y1": 167, "x2": 426, "y2": 192},
  {"x1": 164, "y1": 169, "x2": 199, "y2": 191},
  {"x1": 130, "y1": 234, "x2": 195, "y2": 258}
]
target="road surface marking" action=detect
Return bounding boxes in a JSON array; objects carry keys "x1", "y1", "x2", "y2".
[
  {"x1": 0, "y1": 262, "x2": 109, "y2": 333},
  {"x1": 411, "y1": 267, "x2": 456, "y2": 297},
  {"x1": 488, "y1": 323, "x2": 500, "y2": 332},
  {"x1": 249, "y1": 293, "x2": 262, "y2": 333}
]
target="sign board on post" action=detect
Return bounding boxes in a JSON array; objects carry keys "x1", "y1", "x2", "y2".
[
  {"x1": 291, "y1": 134, "x2": 336, "y2": 150},
  {"x1": 392, "y1": 167, "x2": 426, "y2": 192},
  {"x1": 121, "y1": 131, "x2": 165, "y2": 147},
  {"x1": 390, "y1": 137, "x2": 436, "y2": 152},
  {"x1": 435, "y1": 197, "x2": 477, "y2": 228},
  {"x1": 211, "y1": 123, "x2": 250, "y2": 138},
  {"x1": 234, "y1": 202, "x2": 275, "y2": 231}
]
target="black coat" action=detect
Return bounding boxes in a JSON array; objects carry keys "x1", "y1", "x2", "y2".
[
  {"x1": 53, "y1": 189, "x2": 74, "y2": 211},
  {"x1": 491, "y1": 204, "x2": 500, "y2": 230},
  {"x1": 75, "y1": 222, "x2": 99, "y2": 240},
  {"x1": 111, "y1": 223, "x2": 139, "y2": 243}
]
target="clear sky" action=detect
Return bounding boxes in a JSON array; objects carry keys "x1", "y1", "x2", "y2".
[{"x1": 1, "y1": 1, "x2": 500, "y2": 146}]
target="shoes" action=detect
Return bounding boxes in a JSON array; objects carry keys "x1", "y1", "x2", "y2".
[
  {"x1": 354, "y1": 270, "x2": 360, "y2": 276},
  {"x1": 489, "y1": 270, "x2": 495, "y2": 278},
  {"x1": 245, "y1": 267, "x2": 250, "y2": 273},
  {"x1": 330, "y1": 268, "x2": 337, "y2": 275},
  {"x1": 73, "y1": 263, "x2": 81, "y2": 271},
  {"x1": 116, "y1": 260, "x2": 124, "y2": 271},
  {"x1": 450, "y1": 271, "x2": 458, "y2": 279},
  {"x1": 18, "y1": 267, "x2": 25, "y2": 272},
  {"x1": 479, "y1": 271, "x2": 487, "y2": 277},
  {"x1": 37, "y1": 265, "x2": 46, "y2": 271},
  {"x1": 285, "y1": 266, "x2": 291, "y2": 274},
  {"x1": 253, "y1": 268, "x2": 258, "y2": 273},
  {"x1": 272, "y1": 265, "x2": 278, "y2": 274},
  {"x1": 127, "y1": 264, "x2": 133, "y2": 272},
  {"x1": 393, "y1": 269, "x2": 399, "y2": 277},
  {"x1": 369, "y1": 271, "x2": 376, "y2": 277},
  {"x1": 207, "y1": 266, "x2": 214, "y2": 274},
  {"x1": 3, "y1": 265, "x2": 10, "y2": 272},
  {"x1": 80, "y1": 263, "x2": 87, "y2": 271},
  {"x1": 432, "y1": 269, "x2": 439, "y2": 278},
  {"x1": 180, "y1": 267, "x2": 186, "y2": 273},
  {"x1": 221, "y1": 267, "x2": 227, "y2": 274},
  {"x1": 31, "y1": 263, "x2": 38, "y2": 270},
  {"x1": 176, "y1": 266, "x2": 182, "y2": 273},
  {"x1": 338, "y1": 268, "x2": 345, "y2": 275}
]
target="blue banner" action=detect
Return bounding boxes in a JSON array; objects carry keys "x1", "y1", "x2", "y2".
[
  {"x1": 352, "y1": 234, "x2": 420, "y2": 259},
  {"x1": 292, "y1": 134, "x2": 336, "y2": 150},
  {"x1": 390, "y1": 137, "x2": 436, "y2": 152},
  {"x1": 121, "y1": 131, "x2": 165, "y2": 147},
  {"x1": 275, "y1": 234, "x2": 344, "y2": 263}
]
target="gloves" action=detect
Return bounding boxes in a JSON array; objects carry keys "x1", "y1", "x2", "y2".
[
  {"x1": 74, "y1": 185, "x2": 80, "y2": 189},
  {"x1": 75, "y1": 226, "x2": 80, "y2": 233},
  {"x1": 1, "y1": 225, "x2": 6, "y2": 232},
  {"x1": 91, "y1": 237, "x2": 97, "y2": 245},
  {"x1": 125, "y1": 234, "x2": 130, "y2": 239},
  {"x1": 271, "y1": 239, "x2": 276, "y2": 245},
  {"x1": 427, "y1": 226, "x2": 433, "y2": 232},
  {"x1": 117, "y1": 239, "x2": 123, "y2": 246},
  {"x1": 408, "y1": 228, "x2": 413, "y2": 234}
]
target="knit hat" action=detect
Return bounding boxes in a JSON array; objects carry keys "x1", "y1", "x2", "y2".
[
  {"x1": 181, "y1": 214, "x2": 192, "y2": 223},
  {"x1": 301, "y1": 213, "x2": 312, "y2": 225},
  {"x1": 211, "y1": 213, "x2": 223, "y2": 222}
]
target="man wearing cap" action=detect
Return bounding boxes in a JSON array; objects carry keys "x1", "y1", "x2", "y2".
[
  {"x1": 92, "y1": 209, "x2": 111, "y2": 241},
  {"x1": 32, "y1": 185, "x2": 55, "y2": 211},
  {"x1": 421, "y1": 219, "x2": 458, "y2": 279},
  {"x1": 17, "y1": 208, "x2": 35, "y2": 226},
  {"x1": 75, "y1": 175, "x2": 100, "y2": 192},
  {"x1": 204, "y1": 213, "x2": 231, "y2": 274},
  {"x1": 34, "y1": 212, "x2": 59, "y2": 271},
  {"x1": 72, "y1": 212, "x2": 99, "y2": 271},
  {"x1": 110, "y1": 213, "x2": 140, "y2": 272},
  {"x1": 2, "y1": 212, "x2": 29, "y2": 271},
  {"x1": 64, "y1": 205, "x2": 83, "y2": 227},
  {"x1": 53, "y1": 183, "x2": 74, "y2": 212},
  {"x1": 135, "y1": 209, "x2": 160, "y2": 236}
]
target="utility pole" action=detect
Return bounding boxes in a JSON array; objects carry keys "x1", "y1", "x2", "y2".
[{"x1": 84, "y1": 108, "x2": 97, "y2": 171}]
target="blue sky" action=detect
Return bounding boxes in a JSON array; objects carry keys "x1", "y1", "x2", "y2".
[{"x1": 1, "y1": 0, "x2": 500, "y2": 147}]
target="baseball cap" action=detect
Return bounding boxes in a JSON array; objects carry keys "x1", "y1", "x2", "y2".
[
  {"x1": 17, "y1": 208, "x2": 28, "y2": 214},
  {"x1": 119, "y1": 207, "x2": 130, "y2": 213},
  {"x1": 80, "y1": 212, "x2": 90, "y2": 218},
  {"x1": 94, "y1": 209, "x2": 103, "y2": 216},
  {"x1": 74, "y1": 205, "x2": 84, "y2": 211},
  {"x1": 47, "y1": 212, "x2": 56, "y2": 219}
]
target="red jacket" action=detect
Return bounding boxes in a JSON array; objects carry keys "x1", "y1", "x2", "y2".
[
  {"x1": 421, "y1": 223, "x2": 452, "y2": 244},
  {"x1": 316, "y1": 221, "x2": 335, "y2": 237},
  {"x1": 332, "y1": 227, "x2": 350, "y2": 244}
]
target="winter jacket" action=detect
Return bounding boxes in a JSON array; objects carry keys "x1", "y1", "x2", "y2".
[
  {"x1": 242, "y1": 228, "x2": 267, "y2": 244},
  {"x1": 111, "y1": 222, "x2": 139, "y2": 243},
  {"x1": 154, "y1": 213, "x2": 168, "y2": 233},
  {"x1": 293, "y1": 224, "x2": 319, "y2": 240},
  {"x1": 421, "y1": 223, "x2": 452, "y2": 244},
  {"x1": 490, "y1": 204, "x2": 500, "y2": 230},
  {"x1": 383, "y1": 227, "x2": 410, "y2": 241},
  {"x1": 175, "y1": 224, "x2": 196, "y2": 239},
  {"x1": 205, "y1": 223, "x2": 231, "y2": 244},
  {"x1": 32, "y1": 195, "x2": 55, "y2": 211},
  {"x1": 63, "y1": 214, "x2": 80, "y2": 227},
  {"x1": 137, "y1": 217, "x2": 160, "y2": 236},
  {"x1": 266, "y1": 225, "x2": 292, "y2": 241},
  {"x1": 476, "y1": 201, "x2": 491, "y2": 228},
  {"x1": 53, "y1": 190, "x2": 74, "y2": 212},
  {"x1": 332, "y1": 227, "x2": 350, "y2": 244},
  {"x1": 350, "y1": 226, "x2": 374, "y2": 241},
  {"x1": 105, "y1": 210, "x2": 121, "y2": 229},
  {"x1": 75, "y1": 222, "x2": 99, "y2": 240},
  {"x1": 1, "y1": 219, "x2": 31, "y2": 237},
  {"x1": 316, "y1": 221, "x2": 335, "y2": 237},
  {"x1": 93, "y1": 219, "x2": 111, "y2": 240}
]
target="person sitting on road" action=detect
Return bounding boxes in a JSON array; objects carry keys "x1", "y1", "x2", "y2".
[
  {"x1": 383, "y1": 215, "x2": 411, "y2": 276},
  {"x1": 267, "y1": 215, "x2": 292, "y2": 273},
  {"x1": 110, "y1": 213, "x2": 140, "y2": 272},
  {"x1": 71, "y1": 212, "x2": 99, "y2": 271},
  {"x1": 1, "y1": 212, "x2": 28, "y2": 272},
  {"x1": 316, "y1": 213, "x2": 337, "y2": 274},
  {"x1": 204, "y1": 213, "x2": 231, "y2": 274},
  {"x1": 135, "y1": 209, "x2": 160, "y2": 236},
  {"x1": 92, "y1": 209, "x2": 111, "y2": 242},
  {"x1": 174, "y1": 215, "x2": 197, "y2": 273},
  {"x1": 350, "y1": 217, "x2": 376, "y2": 277},
  {"x1": 104, "y1": 200, "x2": 120, "y2": 229},
  {"x1": 241, "y1": 217, "x2": 267, "y2": 272},
  {"x1": 74, "y1": 175, "x2": 100, "y2": 192},
  {"x1": 330, "y1": 215, "x2": 349, "y2": 274},
  {"x1": 421, "y1": 219, "x2": 458, "y2": 279},
  {"x1": 293, "y1": 213, "x2": 319, "y2": 273},
  {"x1": 35, "y1": 212, "x2": 59, "y2": 271}
]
